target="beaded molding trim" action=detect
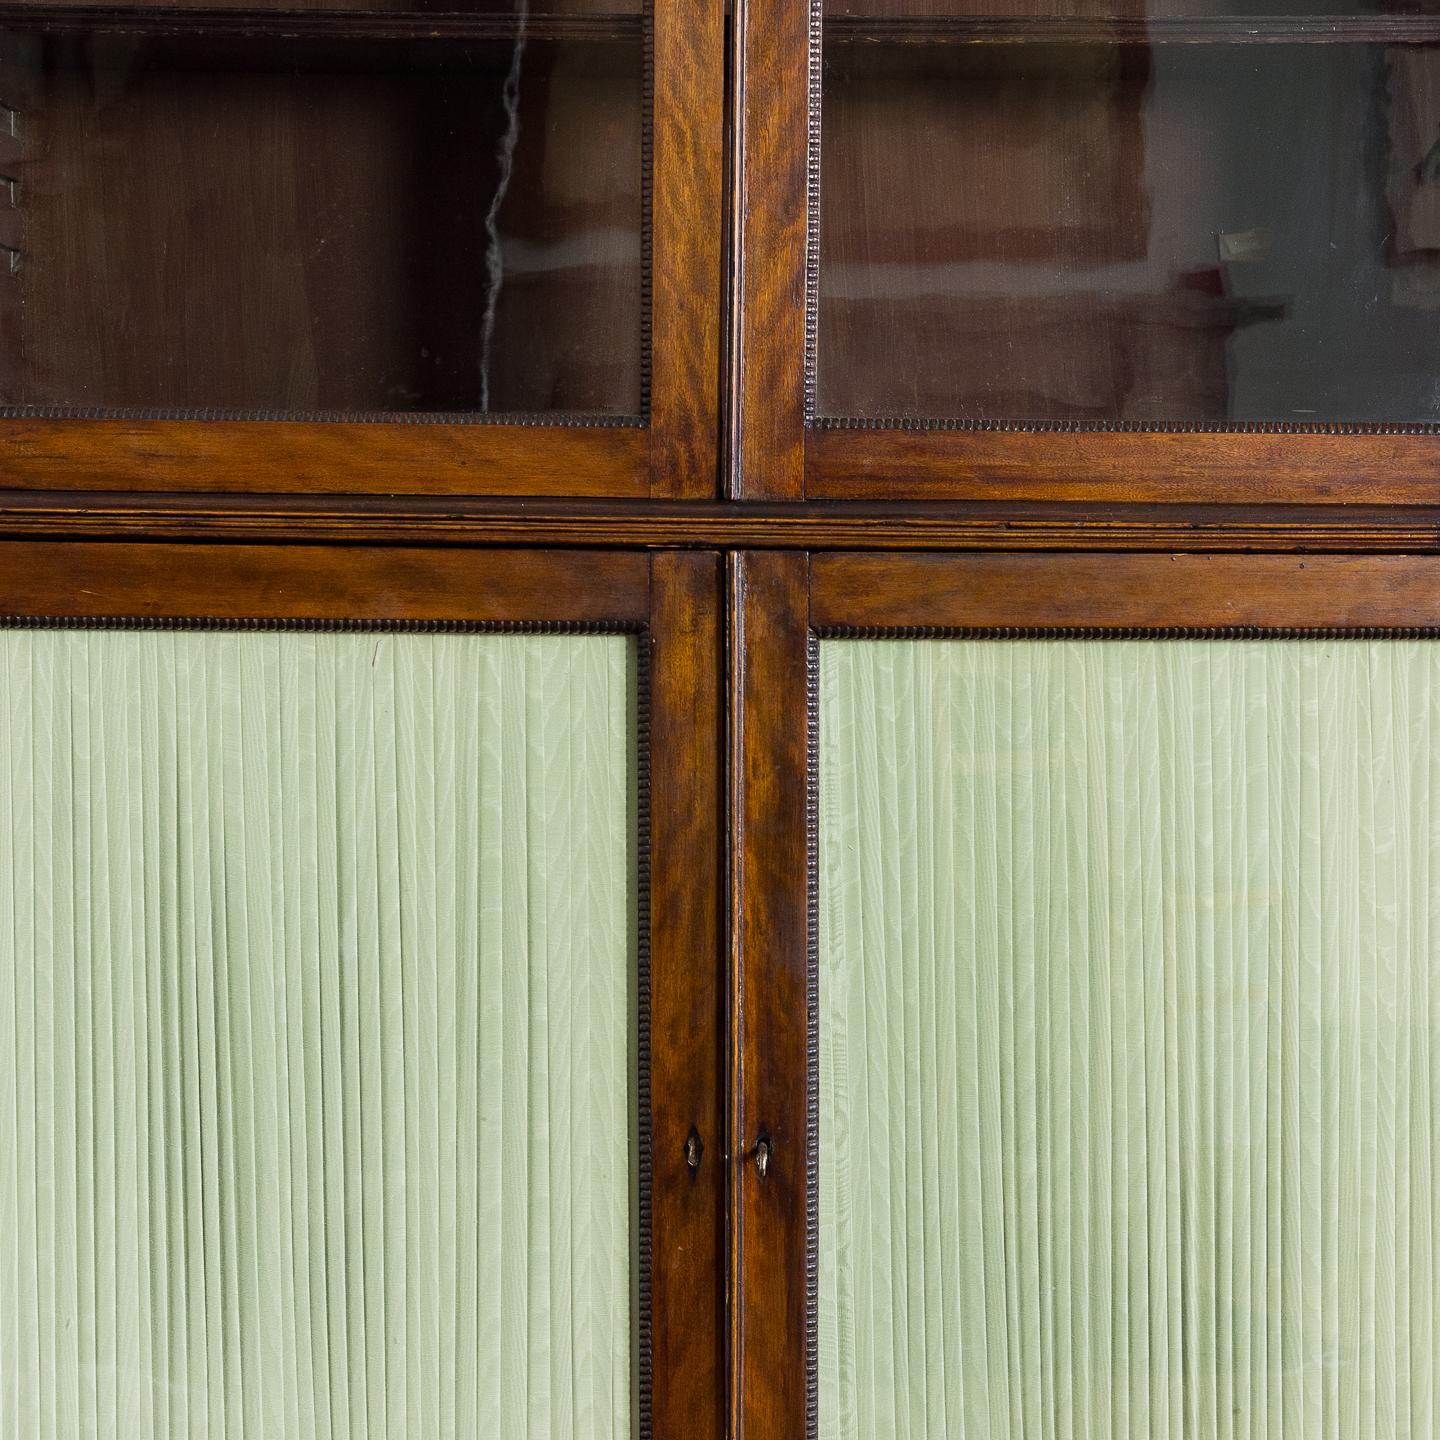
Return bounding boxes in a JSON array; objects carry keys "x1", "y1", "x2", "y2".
[{"x1": 811, "y1": 415, "x2": 1440, "y2": 435}]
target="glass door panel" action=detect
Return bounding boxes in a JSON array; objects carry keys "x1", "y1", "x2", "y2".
[
  {"x1": 818, "y1": 636, "x2": 1439, "y2": 1437},
  {"x1": 0, "y1": 7, "x2": 642, "y2": 418},
  {"x1": 0, "y1": 628, "x2": 638, "y2": 1437},
  {"x1": 816, "y1": 6, "x2": 1440, "y2": 426}
]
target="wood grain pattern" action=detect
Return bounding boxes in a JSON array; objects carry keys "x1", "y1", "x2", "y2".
[
  {"x1": 7, "y1": 493, "x2": 1440, "y2": 551},
  {"x1": 729, "y1": 0, "x2": 809, "y2": 497},
  {"x1": 807, "y1": 428, "x2": 1440, "y2": 503},
  {"x1": 648, "y1": 551, "x2": 726, "y2": 1440},
  {"x1": 811, "y1": 552, "x2": 1440, "y2": 630},
  {"x1": 649, "y1": 0, "x2": 724, "y2": 497},
  {"x1": 731, "y1": 550, "x2": 811, "y2": 1440},
  {"x1": 0, "y1": 419, "x2": 649, "y2": 495},
  {"x1": 0, "y1": 543, "x2": 651, "y2": 621}
]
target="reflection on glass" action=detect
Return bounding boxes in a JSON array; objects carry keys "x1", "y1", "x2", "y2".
[
  {"x1": 819, "y1": 637, "x2": 1440, "y2": 1440},
  {"x1": 0, "y1": 19, "x2": 643, "y2": 417},
  {"x1": 818, "y1": 4, "x2": 1440, "y2": 425}
]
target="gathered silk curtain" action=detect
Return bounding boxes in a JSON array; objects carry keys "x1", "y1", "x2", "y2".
[
  {"x1": 0, "y1": 629, "x2": 637, "y2": 1440},
  {"x1": 820, "y1": 638, "x2": 1439, "y2": 1440}
]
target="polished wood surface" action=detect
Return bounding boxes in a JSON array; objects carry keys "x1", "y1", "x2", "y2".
[
  {"x1": 651, "y1": 0, "x2": 724, "y2": 496},
  {"x1": 8, "y1": 491, "x2": 1440, "y2": 550},
  {"x1": 645, "y1": 550, "x2": 727, "y2": 1440},
  {"x1": 730, "y1": 550, "x2": 812, "y2": 1440},
  {"x1": 0, "y1": 541, "x2": 651, "y2": 619},
  {"x1": 808, "y1": 426, "x2": 1440, "y2": 504},
  {"x1": 812, "y1": 551, "x2": 1440, "y2": 630},
  {"x1": 729, "y1": 0, "x2": 808, "y2": 496},
  {"x1": 0, "y1": 416, "x2": 650, "y2": 494}
]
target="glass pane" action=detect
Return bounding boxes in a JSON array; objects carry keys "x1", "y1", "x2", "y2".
[
  {"x1": 0, "y1": 629, "x2": 638, "y2": 1437},
  {"x1": 819, "y1": 637, "x2": 1440, "y2": 1439},
  {"x1": 817, "y1": 7, "x2": 1440, "y2": 425},
  {"x1": 0, "y1": 13, "x2": 642, "y2": 417}
]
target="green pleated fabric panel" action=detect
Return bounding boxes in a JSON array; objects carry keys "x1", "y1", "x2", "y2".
[
  {"x1": 819, "y1": 638, "x2": 1439, "y2": 1440},
  {"x1": 0, "y1": 628, "x2": 637, "y2": 1440}
]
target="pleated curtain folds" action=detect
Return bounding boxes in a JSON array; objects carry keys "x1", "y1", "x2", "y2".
[
  {"x1": 0, "y1": 629, "x2": 638, "y2": 1440},
  {"x1": 819, "y1": 638, "x2": 1439, "y2": 1440}
]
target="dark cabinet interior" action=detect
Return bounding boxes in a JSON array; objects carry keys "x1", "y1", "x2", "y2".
[
  {"x1": 0, "y1": 11, "x2": 643, "y2": 417},
  {"x1": 817, "y1": 3, "x2": 1440, "y2": 427}
]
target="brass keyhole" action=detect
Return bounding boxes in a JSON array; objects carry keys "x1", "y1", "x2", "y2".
[
  {"x1": 684, "y1": 1126, "x2": 704, "y2": 1174},
  {"x1": 754, "y1": 1131, "x2": 772, "y2": 1180}
]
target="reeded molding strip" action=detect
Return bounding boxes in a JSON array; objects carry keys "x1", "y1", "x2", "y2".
[{"x1": 3, "y1": 496, "x2": 1440, "y2": 551}]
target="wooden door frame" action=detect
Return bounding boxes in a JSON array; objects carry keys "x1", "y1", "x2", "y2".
[
  {"x1": 0, "y1": 541, "x2": 727, "y2": 1440},
  {"x1": 728, "y1": 0, "x2": 1440, "y2": 504},
  {"x1": 730, "y1": 547, "x2": 1440, "y2": 1440},
  {"x1": 0, "y1": 0, "x2": 723, "y2": 502},
  {"x1": 14, "y1": 536, "x2": 1440, "y2": 1440}
]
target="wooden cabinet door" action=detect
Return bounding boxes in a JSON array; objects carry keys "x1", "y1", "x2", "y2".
[
  {"x1": 732, "y1": 0, "x2": 1440, "y2": 501},
  {"x1": 0, "y1": 0, "x2": 722, "y2": 499},
  {"x1": 0, "y1": 544, "x2": 724, "y2": 1440},
  {"x1": 733, "y1": 548, "x2": 1440, "y2": 1440}
]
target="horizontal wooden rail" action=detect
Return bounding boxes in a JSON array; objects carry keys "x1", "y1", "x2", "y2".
[{"x1": 5, "y1": 493, "x2": 1440, "y2": 550}]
